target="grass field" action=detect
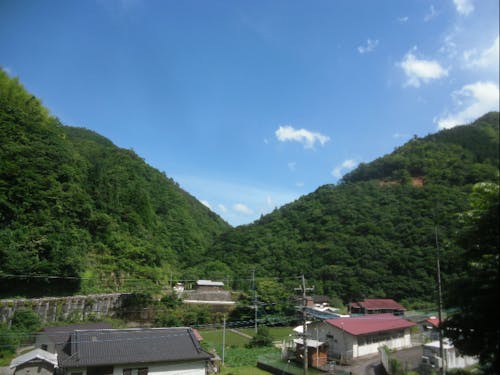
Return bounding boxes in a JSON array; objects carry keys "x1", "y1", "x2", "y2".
[
  {"x1": 199, "y1": 326, "x2": 295, "y2": 373},
  {"x1": 239, "y1": 326, "x2": 294, "y2": 342},
  {"x1": 220, "y1": 366, "x2": 271, "y2": 375},
  {"x1": 199, "y1": 328, "x2": 250, "y2": 351}
]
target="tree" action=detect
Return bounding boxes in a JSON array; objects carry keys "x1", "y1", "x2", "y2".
[
  {"x1": 444, "y1": 182, "x2": 499, "y2": 373},
  {"x1": 246, "y1": 325, "x2": 272, "y2": 348}
]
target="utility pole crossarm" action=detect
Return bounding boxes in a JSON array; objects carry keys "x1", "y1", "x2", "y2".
[{"x1": 295, "y1": 275, "x2": 314, "y2": 375}]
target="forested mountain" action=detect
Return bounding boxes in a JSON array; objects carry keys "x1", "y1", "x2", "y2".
[
  {"x1": 0, "y1": 69, "x2": 229, "y2": 297},
  {"x1": 209, "y1": 112, "x2": 499, "y2": 305},
  {"x1": 1, "y1": 68, "x2": 498, "y2": 305}
]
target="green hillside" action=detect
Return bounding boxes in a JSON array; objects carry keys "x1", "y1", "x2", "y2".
[
  {"x1": 0, "y1": 69, "x2": 230, "y2": 297},
  {"x1": 209, "y1": 113, "x2": 499, "y2": 304},
  {"x1": 1, "y1": 68, "x2": 498, "y2": 305}
]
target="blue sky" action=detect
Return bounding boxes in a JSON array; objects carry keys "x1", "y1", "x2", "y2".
[{"x1": 1, "y1": 0, "x2": 498, "y2": 226}]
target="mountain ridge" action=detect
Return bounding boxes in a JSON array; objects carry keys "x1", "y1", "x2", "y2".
[
  {"x1": 0, "y1": 69, "x2": 230, "y2": 297},
  {"x1": 1, "y1": 68, "x2": 498, "y2": 304},
  {"x1": 208, "y1": 112, "x2": 499, "y2": 304}
]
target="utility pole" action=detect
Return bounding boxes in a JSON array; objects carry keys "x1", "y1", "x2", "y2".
[
  {"x1": 435, "y1": 226, "x2": 445, "y2": 375},
  {"x1": 222, "y1": 314, "x2": 226, "y2": 366},
  {"x1": 295, "y1": 275, "x2": 314, "y2": 375},
  {"x1": 252, "y1": 269, "x2": 258, "y2": 333}
]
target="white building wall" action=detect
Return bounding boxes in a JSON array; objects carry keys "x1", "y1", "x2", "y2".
[
  {"x1": 423, "y1": 342, "x2": 478, "y2": 370},
  {"x1": 113, "y1": 361, "x2": 206, "y2": 375},
  {"x1": 356, "y1": 331, "x2": 411, "y2": 357},
  {"x1": 65, "y1": 368, "x2": 87, "y2": 375},
  {"x1": 64, "y1": 361, "x2": 206, "y2": 375},
  {"x1": 309, "y1": 323, "x2": 355, "y2": 359},
  {"x1": 310, "y1": 322, "x2": 412, "y2": 360}
]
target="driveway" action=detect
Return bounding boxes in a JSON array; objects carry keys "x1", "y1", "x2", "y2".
[{"x1": 336, "y1": 346, "x2": 423, "y2": 375}]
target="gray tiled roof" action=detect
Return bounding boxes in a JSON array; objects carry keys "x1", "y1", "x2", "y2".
[
  {"x1": 42, "y1": 322, "x2": 113, "y2": 346},
  {"x1": 58, "y1": 327, "x2": 210, "y2": 367}
]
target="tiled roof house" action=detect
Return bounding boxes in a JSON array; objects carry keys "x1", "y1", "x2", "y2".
[
  {"x1": 56, "y1": 327, "x2": 211, "y2": 375},
  {"x1": 308, "y1": 314, "x2": 415, "y2": 361}
]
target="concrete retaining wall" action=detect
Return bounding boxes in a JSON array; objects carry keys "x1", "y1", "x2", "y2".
[{"x1": 0, "y1": 293, "x2": 128, "y2": 326}]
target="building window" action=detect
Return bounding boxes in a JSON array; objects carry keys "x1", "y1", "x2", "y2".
[{"x1": 123, "y1": 368, "x2": 147, "y2": 375}]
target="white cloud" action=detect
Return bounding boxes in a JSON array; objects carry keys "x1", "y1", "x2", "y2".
[
  {"x1": 275, "y1": 125, "x2": 330, "y2": 149},
  {"x1": 397, "y1": 16, "x2": 409, "y2": 23},
  {"x1": 424, "y1": 5, "x2": 438, "y2": 22},
  {"x1": 463, "y1": 36, "x2": 499, "y2": 69},
  {"x1": 357, "y1": 39, "x2": 379, "y2": 54},
  {"x1": 393, "y1": 132, "x2": 410, "y2": 139},
  {"x1": 173, "y1": 174, "x2": 298, "y2": 226},
  {"x1": 201, "y1": 200, "x2": 212, "y2": 209},
  {"x1": 439, "y1": 31, "x2": 459, "y2": 59},
  {"x1": 436, "y1": 81, "x2": 499, "y2": 129},
  {"x1": 399, "y1": 49, "x2": 448, "y2": 87},
  {"x1": 332, "y1": 159, "x2": 358, "y2": 179},
  {"x1": 287, "y1": 162, "x2": 296, "y2": 171},
  {"x1": 266, "y1": 195, "x2": 273, "y2": 207},
  {"x1": 453, "y1": 0, "x2": 474, "y2": 15},
  {"x1": 233, "y1": 203, "x2": 254, "y2": 215}
]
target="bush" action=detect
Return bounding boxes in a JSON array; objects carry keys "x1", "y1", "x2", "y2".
[
  {"x1": 11, "y1": 309, "x2": 41, "y2": 333},
  {"x1": 246, "y1": 326, "x2": 272, "y2": 348}
]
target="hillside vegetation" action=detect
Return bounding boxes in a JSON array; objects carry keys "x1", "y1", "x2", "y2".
[
  {"x1": 0, "y1": 69, "x2": 229, "y2": 297},
  {"x1": 209, "y1": 112, "x2": 499, "y2": 305},
  {"x1": 1, "y1": 68, "x2": 498, "y2": 307}
]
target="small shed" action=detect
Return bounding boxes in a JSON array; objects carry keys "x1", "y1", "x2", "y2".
[
  {"x1": 294, "y1": 338, "x2": 328, "y2": 368},
  {"x1": 10, "y1": 348, "x2": 57, "y2": 375}
]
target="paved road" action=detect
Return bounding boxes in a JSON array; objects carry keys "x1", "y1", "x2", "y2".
[{"x1": 337, "y1": 346, "x2": 423, "y2": 375}]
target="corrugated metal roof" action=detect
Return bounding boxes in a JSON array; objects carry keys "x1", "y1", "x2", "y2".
[
  {"x1": 58, "y1": 327, "x2": 210, "y2": 367},
  {"x1": 293, "y1": 338, "x2": 325, "y2": 348},
  {"x1": 325, "y1": 313, "x2": 415, "y2": 336}
]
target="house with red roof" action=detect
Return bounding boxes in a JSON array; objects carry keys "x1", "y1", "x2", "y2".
[
  {"x1": 348, "y1": 298, "x2": 406, "y2": 316},
  {"x1": 308, "y1": 314, "x2": 415, "y2": 361},
  {"x1": 422, "y1": 316, "x2": 441, "y2": 341}
]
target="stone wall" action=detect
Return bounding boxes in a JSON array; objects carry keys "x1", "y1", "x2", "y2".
[
  {"x1": 180, "y1": 290, "x2": 233, "y2": 302},
  {"x1": 0, "y1": 293, "x2": 129, "y2": 326}
]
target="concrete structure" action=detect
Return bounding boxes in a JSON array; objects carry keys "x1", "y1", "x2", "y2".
[
  {"x1": 179, "y1": 281, "x2": 234, "y2": 312},
  {"x1": 422, "y1": 339, "x2": 478, "y2": 371},
  {"x1": 0, "y1": 294, "x2": 128, "y2": 326}
]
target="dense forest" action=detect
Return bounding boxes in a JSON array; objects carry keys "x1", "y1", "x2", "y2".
[
  {"x1": 208, "y1": 112, "x2": 499, "y2": 305},
  {"x1": 0, "y1": 68, "x2": 498, "y2": 308},
  {"x1": 0, "y1": 69, "x2": 229, "y2": 296}
]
